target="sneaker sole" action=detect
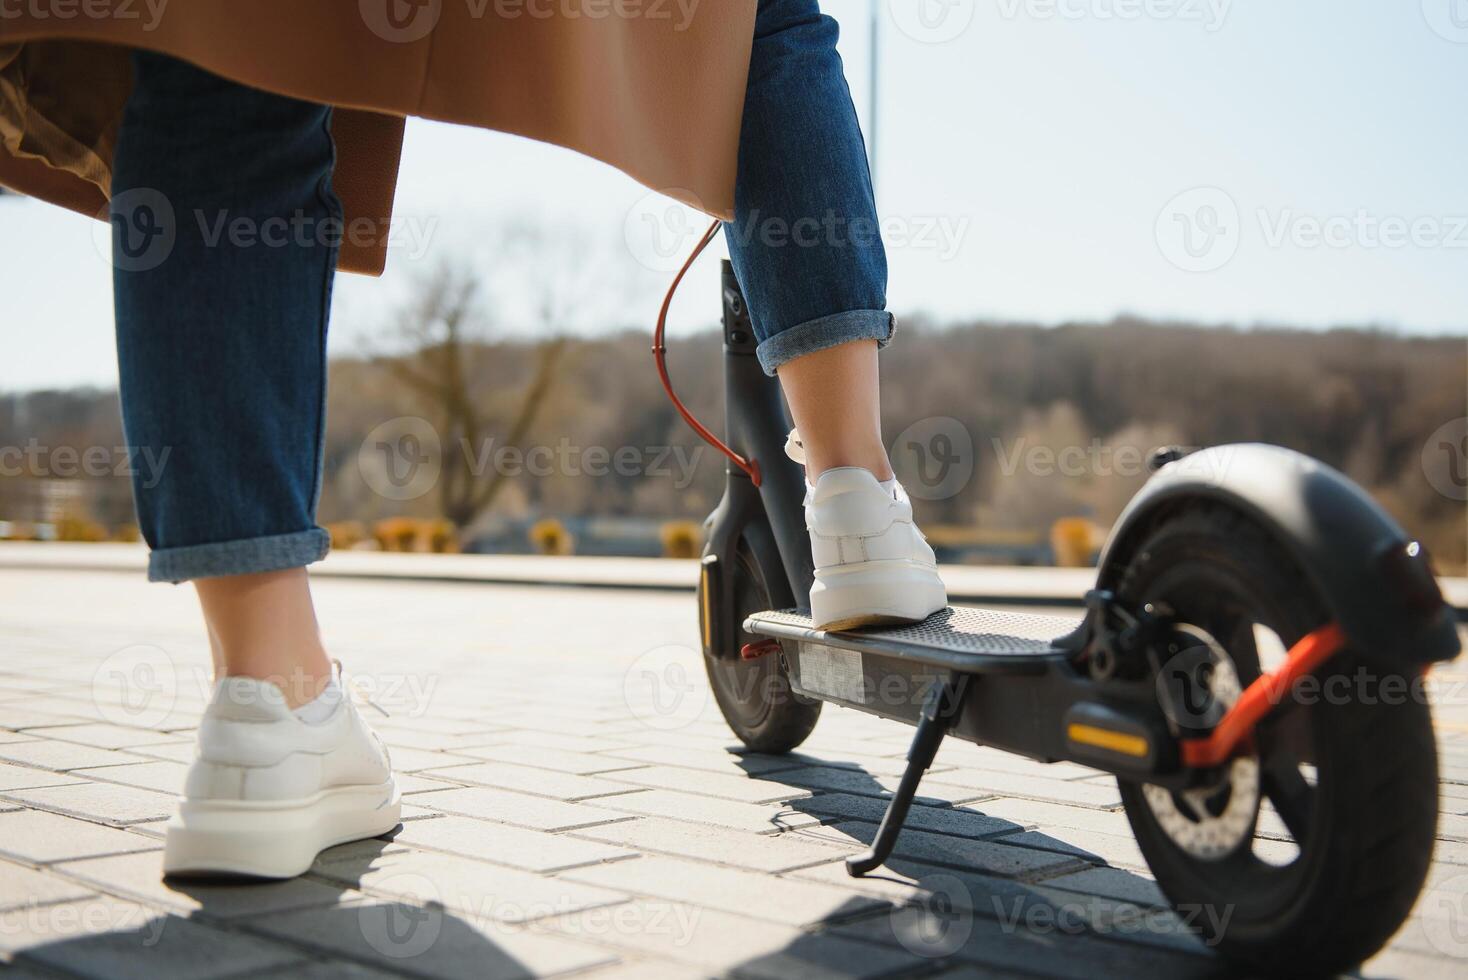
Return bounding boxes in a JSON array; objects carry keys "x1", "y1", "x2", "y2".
[
  {"x1": 163, "y1": 778, "x2": 401, "y2": 879},
  {"x1": 810, "y1": 560, "x2": 947, "y2": 632}
]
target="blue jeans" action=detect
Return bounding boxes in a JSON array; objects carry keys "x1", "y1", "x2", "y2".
[{"x1": 112, "y1": 0, "x2": 888, "y2": 583}]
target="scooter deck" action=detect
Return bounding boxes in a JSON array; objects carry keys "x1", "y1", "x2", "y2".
[{"x1": 744, "y1": 605, "x2": 1083, "y2": 676}]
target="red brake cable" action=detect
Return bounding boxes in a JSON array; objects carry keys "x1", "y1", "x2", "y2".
[{"x1": 653, "y1": 218, "x2": 762, "y2": 486}]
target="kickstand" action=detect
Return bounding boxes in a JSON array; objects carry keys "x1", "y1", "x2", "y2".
[{"x1": 846, "y1": 677, "x2": 964, "y2": 877}]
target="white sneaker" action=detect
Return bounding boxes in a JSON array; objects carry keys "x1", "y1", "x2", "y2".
[
  {"x1": 788, "y1": 430, "x2": 948, "y2": 631},
  {"x1": 163, "y1": 668, "x2": 400, "y2": 879}
]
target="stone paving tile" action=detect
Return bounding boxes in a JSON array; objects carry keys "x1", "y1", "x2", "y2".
[
  {"x1": 804, "y1": 822, "x2": 1087, "y2": 879},
  {"x1": 24, "y1": 723, "x2": 189, "y2": 750},
  {"x1": 998, "y1": 828, "x2": 1150, "y2": 872},
  {"x1": 594, "y1": 789, "x2": 823, "y2": 835},
  {"x1": 72, "y1": 760, "x2": 187, "y2": 795},
  {"x1": 539, "y1": 901, "x2": 927, "y2": 979},
  {"x1": 0, "y1": 741, "x2": 141, "y2": 773},
  {"x1": 1038, "y1": 866, "x2": 1167, "y2": 908},
  {"x1": 119, "y1": 741, "x2": 196, "y2": 763},
  {"x1": 594, "y1": 744, "x2": 803, "y2": 776},
  {"x1": 1, "y1": 782, "x2": 175, "y2": 825},
  {"x1": 792, "y1": 793, "x2": 1024, "y2": 839},
  {"x1": 248, "y1": 899, "x2": 618, "y2": 979},
  {"x1": 0, "y1": 859, "x2": 96, "y2": 911},
  {"x1": 569, "y1": 818, "x2": 855, "y2": 874},
  {"x1": 761, "y1": 765, "x2": 994, "y2": 806},
  {"x1": 419, "y1": 761, "x2": 646, "y2": 801},
  {"x1": 310, "y1": 848, "x2": 629, "y2": 924},
  {"x1": 560, "y1": 855, "x2": 888, "y2": 927},
  {"x1": 376, "y1": 746, "x2": 486, "y2": 773},
  {"x1": 932, "y1": 769, "x2": 1125, "y2": 809},
  {"x1": 0, "y1": 810, "x2": 160, "y2": 864},
  {"x1": 832, "y1": 902, "x2": 1222, "y2": 979},
  {"x1": 57, "y1": 851, "x2": 355, "y2": 918},
  {"x1": 486, "y1": 730, "x2": 646, "y2": 755},
  {"x1": 460, "y1": 744, "x2": 650, "y2": 776},
  {"x1": 0, "y1": 761, "x2": 84, "y2": 792},
  {"x1": 2, "y1": 896, "x2": 305, "y2": 978},
  {"x1": 411, "y1": 786, "x2": 639, "y2": 832},
  {"x1": 776, "y1": 749, "x2": 955, "y2": 779},
  {"x1": 600, "y1": 765, "x2": 817, "y2": 805},
  {"x1": 392, "y1": 815, "x2": 637, "y2": 873},
  {"x1": 966, "y1": 797, "x2": 1137, "y2": 837}
]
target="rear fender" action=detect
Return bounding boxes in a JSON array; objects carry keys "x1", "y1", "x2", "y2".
[{"x1": 1097, "y1": 444, "x2": 1460, "y2": 668}]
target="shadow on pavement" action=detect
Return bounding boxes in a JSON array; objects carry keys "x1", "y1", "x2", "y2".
[{"x1": 734, "y1": 752, "x2": 1246, "y2": 979}]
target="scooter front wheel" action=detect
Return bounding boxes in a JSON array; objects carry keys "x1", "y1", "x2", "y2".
[
  {"x1": 1115, "y1": 504, "x2": 1437, "y2": 976},
  {"x1": 701, "y1": 541, "x2": 820, "y2": 754}
]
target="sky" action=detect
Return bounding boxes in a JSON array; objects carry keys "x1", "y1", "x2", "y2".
[{"x1": 2, "y1": 0, "x2": 1465, "y2": 391}]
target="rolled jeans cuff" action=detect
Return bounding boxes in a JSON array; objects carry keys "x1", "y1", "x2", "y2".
[
  {"x1": 755, "y1": 310, "x2": 895, "y2": 376},
  {"x1": 147, "y1": 528, "x2": 331, "y2": 584}
]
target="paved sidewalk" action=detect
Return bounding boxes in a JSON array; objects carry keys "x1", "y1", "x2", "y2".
[{"x1": 0, "y1": 568, "x2": 1464, "y2": 979}]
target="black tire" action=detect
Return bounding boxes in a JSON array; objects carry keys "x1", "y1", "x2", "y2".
[
  {"x1": 700, "y1": 541, "x2": 820, "y2": 753},
  {"x1": 1115, "y1": 504, "x2": 1437, "y2": 977}
]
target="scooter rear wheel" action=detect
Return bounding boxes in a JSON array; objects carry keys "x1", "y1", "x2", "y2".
[
  {"x1": 701, "y1": 541, "x2": 820, "y2": 754},
  {"x1": 1115, "y1": 504, "x2": 1437, "y2": 976}
]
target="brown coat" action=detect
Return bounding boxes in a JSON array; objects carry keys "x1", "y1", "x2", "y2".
[{"x1": 0, "y1": 1, "x2": 756, "y2": 274}]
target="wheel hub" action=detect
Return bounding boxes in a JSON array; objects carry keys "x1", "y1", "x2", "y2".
[{"x1": 1145, "y1": 625, "x2": 1261, "y2": 859}]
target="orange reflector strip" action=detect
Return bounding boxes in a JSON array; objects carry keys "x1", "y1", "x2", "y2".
[
  {"x1": 1067, "y1": 723, "x2": 1150, "y2": 758},
  {"x1": 1180, "y1": 623, "x2": 1346, "y2": 769},
  {"x1": 700, "y1": 566, "x2": 712, "y2": 651}
]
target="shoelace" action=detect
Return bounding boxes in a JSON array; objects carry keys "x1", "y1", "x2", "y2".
[{"x1": 334, "y1": 659, "x2": 390, "y2": 718}]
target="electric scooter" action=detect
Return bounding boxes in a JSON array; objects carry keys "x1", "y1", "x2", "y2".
[{"x1": 653, "y1": 228, "x2": 1462, "y2": 976}]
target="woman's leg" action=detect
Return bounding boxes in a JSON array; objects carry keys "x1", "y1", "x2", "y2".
[
  {"x1": 112, "y1": 52, "x2": 337, "y2": 707},
  {"x1": 112, "y1": 52, "x2": 397, "y2": 878},
  {"x1": 725, "y1": 0, "x2": 894, "y2": 481},
  {"x1": 726, "y1": 0, "x2": 946, "y2": 628}
]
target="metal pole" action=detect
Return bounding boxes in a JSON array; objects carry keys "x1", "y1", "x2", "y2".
[{"x1": 868, "y1": 0, "x2": 880, "y2": 190}]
